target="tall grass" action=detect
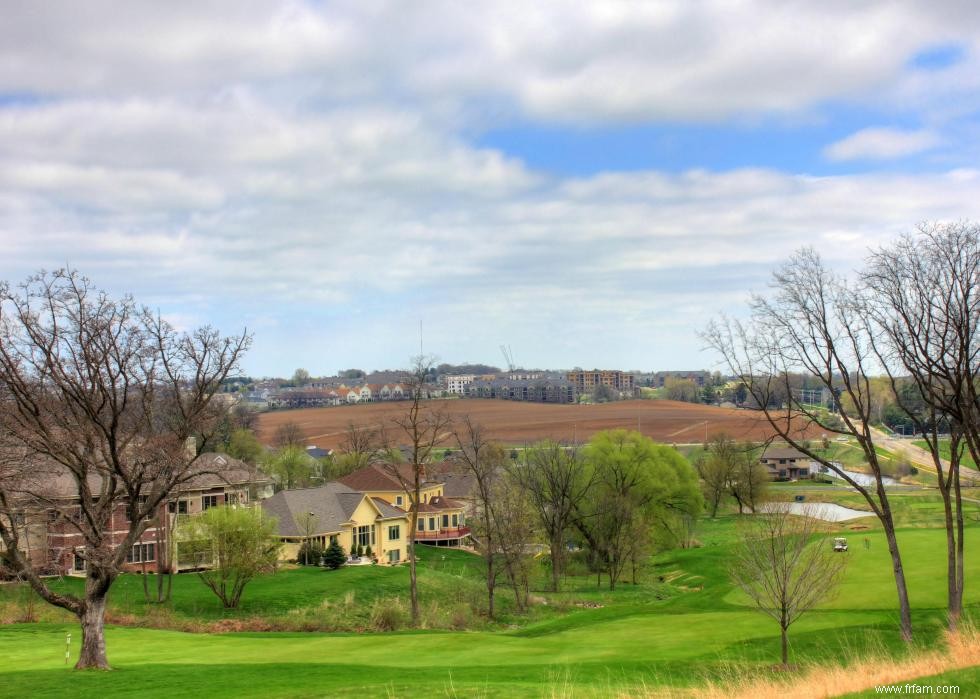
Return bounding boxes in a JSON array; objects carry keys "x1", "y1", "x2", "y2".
[{"x1": 650, "y1": 625, "x2": 980, "y2": 698}]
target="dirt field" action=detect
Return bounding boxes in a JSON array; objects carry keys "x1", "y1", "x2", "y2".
[{"x1": 255, "y1": 399, "x2": 821, "y2": 448}]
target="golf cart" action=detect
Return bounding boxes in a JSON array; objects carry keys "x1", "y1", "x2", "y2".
[{"x1": 833, "y1": 537, "x2": 848, "y2": 552}]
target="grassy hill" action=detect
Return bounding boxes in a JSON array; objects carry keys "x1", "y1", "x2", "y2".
[{"x1": 2, "y1": 496, "x2": 979, "y2": 696}]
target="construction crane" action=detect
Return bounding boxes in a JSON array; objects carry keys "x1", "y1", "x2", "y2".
[{"x1": 499, "y1": 345, "x2": 515, "y2": 372}]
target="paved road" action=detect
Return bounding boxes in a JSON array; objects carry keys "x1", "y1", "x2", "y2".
[{"x1": 869, "y1": 427, "x2": 980, "y2": 483}]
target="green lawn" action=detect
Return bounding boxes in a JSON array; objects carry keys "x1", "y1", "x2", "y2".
[
  {"x1": 913, "y1": 439, "x2": 978, "y2": 469},
  {"x1": 2, "y1": 517, "x2": 979, "y2": 697}
]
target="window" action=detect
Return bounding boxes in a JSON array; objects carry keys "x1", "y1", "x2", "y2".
[
  {"x1": 388, "y1": 549, "x2": 400, "y2": 563},
  {"x1": 329, "y1": 535, "x2": 338, "y2": 545},
  {"x1": 126, "y1": 543, "x2": 156, "y2": 564},
  {"x1": 417, "y1": 518, "x2": 425, "y2": 531},
  {"x1": 73, "y1": 550, "x2": 86, "y2": 572},
  {"x1": 452, "y1": 514, "x2": 458, "y2": 527},
  {"x1": 428, "y1": 517, "x2": 435, "y2": 531},
  {"x1": 441, "y1": 514, "x2": 449, "y2": 528},
  {"x1": 168, "y1": 500, "x2": 188, "y2": 515},
  {"x1": 226, "y1": 492, "x2": 239, "y2": 505},
  {"x1": 395, "y1": 495, "x2": 403, "y2": 506},
  {"x1": 355, "y1": 525, "x2": 373, "y2": 548},
  {"x1": 388, "y1": 525, "x2": 400, "y2": 541},
  {"x1": 202, "y1": 495, "x2": 218, "y2": 510}
]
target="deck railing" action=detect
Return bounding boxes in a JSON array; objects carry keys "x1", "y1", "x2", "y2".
[{"x1": 413, "y1": 526, "x2": 471, "y2": 541}]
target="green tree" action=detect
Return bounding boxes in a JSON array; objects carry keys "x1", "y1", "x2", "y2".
[
  {"x1": 264, "y1": 445, "x2": 315, "y2": 490},
  {"x1": 225, "y1": 428, "x2": 264, "y2": 465},
  {"x1": 179, "y1": 506, "x2": 281, "y2": 609},
  {"x1": 292, "y1": 368, "x2": 311, "y2": 385},
  {"x1": 576, "y1": 430, "x2": 702, "y2": 590},
  {"x1": 322, "y1": 540, "x2": 346, "y2": 569}
]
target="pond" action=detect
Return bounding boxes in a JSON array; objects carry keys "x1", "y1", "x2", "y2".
[
  {"x1": 825, "y1": 468, "x2": 901, "y2": 488},
  {"x1": 761, "y1": 501, "x2": 875, "y2": 522}
]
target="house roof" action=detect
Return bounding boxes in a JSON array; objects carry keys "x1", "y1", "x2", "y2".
[
  {"x1": 417, "y1": 495, "x2": 464, "y2": 512},
  {"x1": 761, "y1": 447, "x2": 810, "y2": 460},
  {"x1": 261, "y1": 481, "x2": 366, "y2": 537},
  {"x1": 337, "y1": 463, "x2": 434, "y2": 492},
  {"x1": 17, "y1": 452, "x2": 268, "y2": 500},
  {"x1": 371, "y1": 497, "x2": 408, "y2": 518},
  {"x1": 431, "y1": 472, "x2": 477, "y2": 499}
]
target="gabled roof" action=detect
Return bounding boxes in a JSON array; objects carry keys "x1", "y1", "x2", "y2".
[
  {"x1": 761, "y1": 447, "x2": 810, "y2": 460},
  {"x1": 433, "y1": 472, "x2": 477, "y2": 499},
  {"x1": 261, "y1": 481, "x2": 366, "y2": 537},
  {"x1": 23, "y1": 452, "x2": 268, "y2": 500},
  {"x1": 417, "y1": 495, "x2": 464, "y2": 512},
  {"x1": 371, "y1": 497, "x2": 408, "y2": 518},
  {"x1": 338, "y1": 463, "x2": 433, "y2": 492}
]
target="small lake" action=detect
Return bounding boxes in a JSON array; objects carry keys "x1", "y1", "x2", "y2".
[
  {"x1": 761, "y1": 501, "x2": 875, "y2": 522},
  {"x1": 826, "y1": 468, "x2": 901, "y2": 488}
]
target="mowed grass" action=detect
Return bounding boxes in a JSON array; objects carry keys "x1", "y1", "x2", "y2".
[{"x1": 2, "y1": 517, "x2": 979, "y2": 698}]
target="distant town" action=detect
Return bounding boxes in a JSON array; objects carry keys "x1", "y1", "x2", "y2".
[{"x1": 227, "y1": 365, "x2": 742, "y2": 410}]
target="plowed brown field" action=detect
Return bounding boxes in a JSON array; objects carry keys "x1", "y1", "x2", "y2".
[{"x1": 255, "y1": 399, "x2": 821, "y2": 448}]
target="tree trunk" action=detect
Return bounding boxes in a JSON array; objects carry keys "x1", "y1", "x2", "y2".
[
  {"x1": 76, "y1": 574, "x2": 111, "y2": 670},
  {"x1": 780, "y1": 624, "x2": 788, "y2": 668},
  {"x1": 880, "y1": 514, "x2": 913, "y2": 641},
  {"x1": 952, "y1": 465, "x2": 965, "y2": 628},
  {"x1": 408, "y1": 516, "x2": 419, "y2": 625},
  {"x1": 550, "y1": 535, "x2": 562, "y2": 592},
  {"x1": 487, "y1": 556, "x2": 495, "y2": 619},
  {"x1": 941, "y1": 489, "x2": 960, "y2": 628}
]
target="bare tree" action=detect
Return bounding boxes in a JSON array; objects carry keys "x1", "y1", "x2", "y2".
[
  {"x1": 380, "y1": 355, "x2": 451, "y2": 626},
  {"x1": 274, "y1": 421, "x2": 303, "y2": 449},
  {"x1": 454, "y1": 416, "x2": 506, "y2": 618},
  {"x1": 492, "y1": 474, "x2": 535, "y2": 611},
  {"x1": 0, "y1": 270, "x2": 248, "y2": 669},
  {"x1": 864, "y1": 222, "x2": 980, "y2": 628},
  {"x1": 731, "y1": 507, "x2": 846, "y2": 668},
  {"x1": 330, "y1": 422, "x2": 381, "y2": 477},
  {"x1": 703, "y1": 249, "x2": 913, "y2": 640},
  {"x1": 511, "y1": 440, "x2": 593, "y2": 592}
]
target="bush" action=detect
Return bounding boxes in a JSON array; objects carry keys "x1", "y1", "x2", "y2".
[
  {"x1": 322, "y1": 540, "x2": 346, "y2": 570},
  {"x1": 364, "y1": 545, "x2": 373, "y2": 558},
  {"x1": 350, "y1": 542, "x2": 359, "y2": 558},
  {"x1": 370, "y1": 598, "x2": 406, "y2": 631},
  {"x1": 297, "y1": 542, "x2": 323, "y2": 566}
]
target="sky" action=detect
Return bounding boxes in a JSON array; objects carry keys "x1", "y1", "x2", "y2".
[{"x1": 1, "y1": 1, "x2": 979, "y2": 377}]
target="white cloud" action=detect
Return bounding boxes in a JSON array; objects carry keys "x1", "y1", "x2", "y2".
[
  {"x1": 1, "y1": 2, "x2": 978, "y2": 122},
  {"x1": 823, "y1": 127, "x2": 942, "y2": 161},
  {"x1": 1, "y1": 1, "x2": 979, "y2": 373}
]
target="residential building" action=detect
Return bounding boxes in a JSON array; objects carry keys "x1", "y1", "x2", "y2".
[
  {"x1": 566, "y1": 369, "x2": 635, "y2": 394},
  {"x1": 652, "y1": 371, "x2": 711, "y2": 388},
  {"x1": 445, "y1": 374, "x2": 476, "y2": 394},
  {"x1": 338, "y1": 464, "x2": 470, "y2": 546},
  {"x1": 760, "y1": 447, "x2": 817, "y2": 480},
  {"x1": 261, "y1": 482, "x2": 410, "y2": 564},
  {"x1": 464, "y1": 377, "x2": 577, "y2": 403},
  {"x1": 3, "y1": 453, "x2": 273, "y2": 577}
]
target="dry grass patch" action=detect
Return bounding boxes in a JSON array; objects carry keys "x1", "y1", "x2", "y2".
[{"x1": 640, "y1": 625, "x2": 980, "y2": 699}]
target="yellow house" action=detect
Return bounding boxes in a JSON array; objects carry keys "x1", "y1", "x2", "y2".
[
  {"x1": 338, "y1": 464, "x2": 470, "y2": 547},
  {"x1": 261, "y1": 482, "x2": 409, "y2": 564}
]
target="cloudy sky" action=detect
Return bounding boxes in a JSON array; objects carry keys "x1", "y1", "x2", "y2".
[{"x1": 2, "y1": 1, "x2": 979, "y2": 377}]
